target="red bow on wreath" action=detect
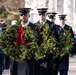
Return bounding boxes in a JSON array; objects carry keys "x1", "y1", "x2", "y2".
[{"x1": 14, "y1": 27, "x2": 25, "y2": 46}]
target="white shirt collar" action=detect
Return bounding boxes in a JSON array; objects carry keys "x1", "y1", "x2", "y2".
[
  {"x1": 21, "y1": 21, "x2": 29, "y2": 27},
  {"x1": 40, "y1": 19, "x2": 47, "y2": 24},
  {"x1": 60, "y1": 24, "x2": 65, "y2": 28}
]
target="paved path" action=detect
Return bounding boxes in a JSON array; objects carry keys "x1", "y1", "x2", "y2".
[
  {"x1": 2, "y1": 56, "x2": 76, "y2": 75},
  {"x1": 68, "y1": 56, "x2": 76, "y2": 75}
]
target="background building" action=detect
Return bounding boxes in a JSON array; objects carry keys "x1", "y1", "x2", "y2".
[{"x1": 25, "y1": 0, "x2": 76, "y2": 30}]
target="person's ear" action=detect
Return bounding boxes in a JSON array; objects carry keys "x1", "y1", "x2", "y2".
[
  {"x1": 64, "y1": 19, "x2": 66, "y2": 21},
  {"x1": 45, "y1": 13, "x2": 47, "y2": 16},
  {"x1": 28, "y1": 13, "x2": 30, "y2": 18},
  {"x1": 29, "y1": 14, "x2": 30, "y2": 18},
  {"x1": 54, "y1": 18, "x2": 56, "y2": 20}
]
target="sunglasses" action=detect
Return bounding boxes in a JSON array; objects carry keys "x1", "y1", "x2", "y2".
[
  {"x1": 20, "y1": 13, "x2": 28, "y2": 16},
  {"x1": 39, "y1": 14, "x2": 45, "y2": 16},
  {"x1": 60, "y1": 19, "x2": 65, "y2": 20}
]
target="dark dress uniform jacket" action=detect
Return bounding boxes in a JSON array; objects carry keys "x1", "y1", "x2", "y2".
[
  {"x1": 56, "y1": 24, "x2": 74, "y2": 71},
  {"x1": 10, "y1": 22, "x2": 36, "y2": 75},
  {"x1": 34, "y1": 20, "x2": 59, "y2": 75}
]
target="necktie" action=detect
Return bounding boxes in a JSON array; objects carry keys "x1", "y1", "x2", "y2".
[{"x1": 60, "y1": 27, "x2": 64, "y2": 35}]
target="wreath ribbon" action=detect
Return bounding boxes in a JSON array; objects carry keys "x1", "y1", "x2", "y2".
[
  {"x1": 14, "y1": 27, "x2": 25, "y2": 46},
  {"x1": 38, "y1": 27, "x2": 42, "y2": 35}
]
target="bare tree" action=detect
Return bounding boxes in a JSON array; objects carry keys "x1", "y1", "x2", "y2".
[{"x1": 0, "y1": 0, "x2": 25, "y2": 14}]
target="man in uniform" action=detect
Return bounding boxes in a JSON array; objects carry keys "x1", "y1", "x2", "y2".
[
  {"x1": 10, "y1": 8, "x2": 36, "y2": 75},
  {"x1": 47, "y1": 12, "x2": 60, "y2": 75},
  {"x1": 35, "y1": 8, "x2": 59, "y2": 75},
  {"x1": 47, "y1": 12, "x2": 59, "y2": 41},
  {"x1": 57, "y1": 14, "x2": 74, "y2": 75}
]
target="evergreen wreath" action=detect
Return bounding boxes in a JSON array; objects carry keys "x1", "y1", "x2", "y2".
[
  {"x1": 58, "y1": 29, "x2": 74, "y2": 56},
  {"x1": 0, "y1": 25, "x2": 38, "y2": 62},
  {"x1": 35, "y1": 23, "x2": 57, "y2": 60}
]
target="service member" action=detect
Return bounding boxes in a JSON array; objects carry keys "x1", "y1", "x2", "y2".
[
  {"x1": 47, "y1": 12, "x2": 60, "y2": 75},
  {"x1": 35, "y1": 8, "x2": 54, "y2": 75},
  {"x1": 57, "y1": 14, "x2": 74, "y2": 75},
  {"x1": 10, "y1": 8, "x2": 36, "y2": 75}
]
